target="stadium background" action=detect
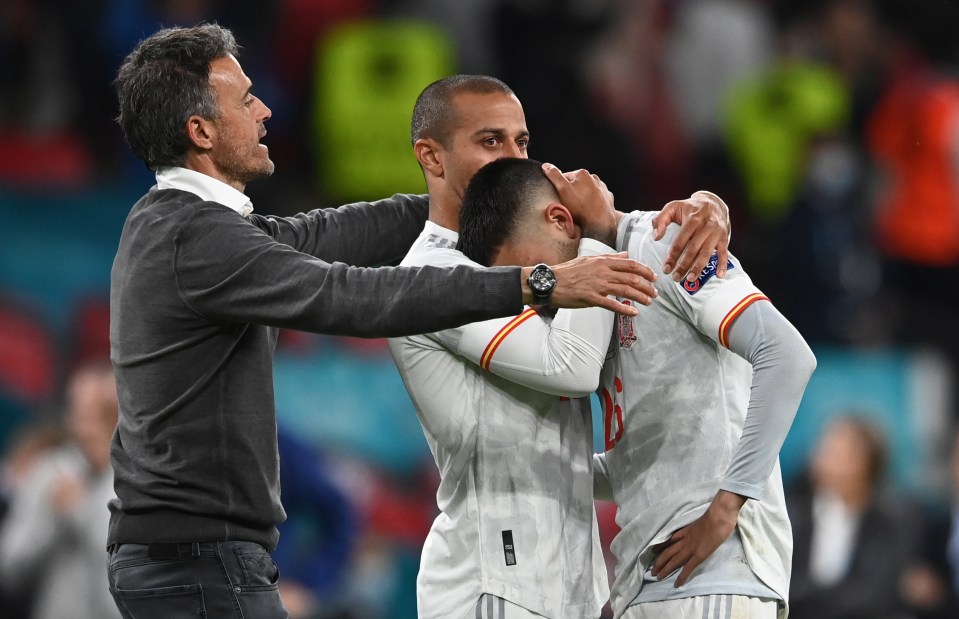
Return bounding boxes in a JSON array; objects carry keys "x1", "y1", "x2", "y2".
[{"x1": 0, "y1": 0, "x2": 958, "y2": 617}]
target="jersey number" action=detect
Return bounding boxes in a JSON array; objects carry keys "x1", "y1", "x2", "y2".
[{"x1": 601, "y1": 376, "x2": 624, "y2": 450}]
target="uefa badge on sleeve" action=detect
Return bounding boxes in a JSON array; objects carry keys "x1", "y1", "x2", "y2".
[{"x1": 682, "y1": 252, "x2": 735, "y2": 295}]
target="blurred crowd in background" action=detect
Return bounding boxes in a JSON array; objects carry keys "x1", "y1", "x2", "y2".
[{"x1": 1, "y1": 0, "x2": 959, "y2": 617}]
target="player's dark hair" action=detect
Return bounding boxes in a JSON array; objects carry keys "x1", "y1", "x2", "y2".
[
  {"x1": 114, "y1": 23, "x2": 239, "y2": 170},
  {"x1": 458, "y1": 158, "x2": 553, "y2": 266},
  {"x1": 411, "y1": 75, "x2": 514, "y2": 146}
]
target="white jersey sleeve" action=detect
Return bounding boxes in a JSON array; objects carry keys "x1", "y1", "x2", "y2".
[
  {"x1": 405, "y1": 238, "x2": 616, "y2": 397},
  {"x1": 721, "y1": 298, "x2": 816, "y2": 498},
  {"x1": 650, "y1": 228, "x2": 766, "y2": 348}
]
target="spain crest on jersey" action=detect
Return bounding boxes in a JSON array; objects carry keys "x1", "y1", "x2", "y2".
[
  {"x1": 618, "y1": 301, "x2": 637, "y2": 349},
  {"x1": 681, "y1": 252, "x2": 735, "y2": 295}
]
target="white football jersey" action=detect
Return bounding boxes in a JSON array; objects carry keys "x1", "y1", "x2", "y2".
[
  {"x1": 598, "y1": 211, "x2": 792, "y2": 618},
  {"x1": 388, "y1": 221, "x2": 612, "y2": 619}
]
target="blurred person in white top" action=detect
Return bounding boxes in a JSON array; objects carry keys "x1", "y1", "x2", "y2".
[{"x1": 0, "y1": 360, "x2": 121, "y2": 619}]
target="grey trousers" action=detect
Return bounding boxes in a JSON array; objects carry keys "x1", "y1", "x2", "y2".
[{"x1": 108, "y1": 541, "x2": 289, "y2": 618}]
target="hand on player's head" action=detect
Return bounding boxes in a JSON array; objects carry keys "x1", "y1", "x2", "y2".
[{"x1": 541, "y1": 163, "x2": 618, "y2": 248}]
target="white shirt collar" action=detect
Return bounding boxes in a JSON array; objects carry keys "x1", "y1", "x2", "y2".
[{"x1": 155, "y1": 167, "x2": 254, "y2": 217}]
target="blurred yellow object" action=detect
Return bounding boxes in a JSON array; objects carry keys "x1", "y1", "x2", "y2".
[
  {"x1": 313, "y1": 19, "x2": 456, "y2": 202},
  {"x1": 723, "y1": 61, "x2": 849, "y2": 221}
]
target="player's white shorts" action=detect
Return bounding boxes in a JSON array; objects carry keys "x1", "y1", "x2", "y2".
[
  {"x1": 466, "y1": 594, "x2": 549, "y2": 619},
  {"x1": 623, "y1": 595, "x2": 778, "y2": 619}
]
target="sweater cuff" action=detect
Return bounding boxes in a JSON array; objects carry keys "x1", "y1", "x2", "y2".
[{"x1": 484, "y1": 266, "x2": 525, "y2": 314}]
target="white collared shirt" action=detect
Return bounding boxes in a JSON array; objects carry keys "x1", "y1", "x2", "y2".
[
  {"x1": 155, "y1": 167, "x2": 254, "y2": 217},
  {"x1": 809, "y1": 490, "x2": 860, "y2": 587}
]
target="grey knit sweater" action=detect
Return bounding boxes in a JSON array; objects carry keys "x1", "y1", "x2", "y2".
[{"x1": 108, "y1": 188, "x2": 522, "y2": 550}]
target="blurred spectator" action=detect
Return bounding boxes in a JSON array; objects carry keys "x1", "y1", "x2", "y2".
[
  {"x1": 664, "y1": 0, "x2": 775, "y2": 209},
  {"x1": 667, "y1": 0, "x2": 775, "y2": 153},
  {"x1": 717, "y1": 0, "x2": 892, "y2": 344},
  {"x1": 948, "y1": 430, "x2": 959, "y2": 606},
  {"x1": 0, "y1": 360, "x2": 119, "y2": 619},
  {"x1": 255, "y1": 0, "x2": 372, "y2": 214},
  {"x1": 865, "y1": 0, "x2": 959, "y2": 413},
  {"x1": 394, "y1": 0, "x2": 497, "y2": 73},
  {"x1": 0, "y1": 423, "x2": 67, "y2": 618},
  {"x1": 492, "y1": 0, "x2": 641, "y2": 209},
  {"x1": 786, "y1": 414, "x2": 917, "y2": 619},
  {"x1": 0, "y1": 424, "x2": 67, "y2": 519},
  {"x1": 273, "y1": 426, "x2": 359, "y2": 619},
  {"x1": 899, "y1": 428, "x2": 959, "y2": 619},
  {"x1": 584, "y1": 0, "x2": 693, "y2": 208}
]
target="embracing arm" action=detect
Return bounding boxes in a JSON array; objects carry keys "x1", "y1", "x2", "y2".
[
  {"x1": 449, "y1": 295, "x2": 612, "y2": 397},
  {"x1": 249, "y1": 193, "x2": 429, "y2": 267},
  {"x1": 652, "y1": 190, "x2": 731, "y2": 282},
  {"x1": 178, "y1": 206, "x2": 519, "y2": 337},
  {"x1": 430, "y1": 239, "x2": 617, "y2": 397},
  {"x1": 178, "y1": 208, "x2": 656, "y2": 337}
]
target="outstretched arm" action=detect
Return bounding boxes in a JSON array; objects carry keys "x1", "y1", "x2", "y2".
[{"x1": 250, "y1": 193, "x2": 430, "y2": 267}]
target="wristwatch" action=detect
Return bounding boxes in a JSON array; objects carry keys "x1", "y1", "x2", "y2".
[{"x1": 527, "y1": 263, "x2": 557, "y2": 305}]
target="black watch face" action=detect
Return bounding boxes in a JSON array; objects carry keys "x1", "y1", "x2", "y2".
[{"x1": 530, "y1": 266, "x2": 556, "y2": 295}]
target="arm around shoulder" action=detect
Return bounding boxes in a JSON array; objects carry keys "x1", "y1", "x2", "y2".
[
  {"x1": 250, "y1": 193, "x2": 429, "y2": 267},
  {"x1": 175, "y1": 207, "x2": 523, "y2": 337}
]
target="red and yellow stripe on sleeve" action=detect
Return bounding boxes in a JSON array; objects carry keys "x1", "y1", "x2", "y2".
[
  {"x1": 480, "y1": 308, "x2": 538, "y2": 370},
  {"x1": 718, "y1": 293, "x2": 768, "y2": 348}
]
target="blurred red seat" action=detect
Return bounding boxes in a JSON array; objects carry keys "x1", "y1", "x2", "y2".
[
  {"x1": 0, "y1": 130, "x2": 93, "y2": 189},
  {"x1": 0, "y1": 298, "x2": 57, "y2": 402}
]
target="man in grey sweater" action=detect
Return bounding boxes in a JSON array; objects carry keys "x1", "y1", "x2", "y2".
[{"x1": 106, "y1": 24, "x2": 723, "y2": 619}]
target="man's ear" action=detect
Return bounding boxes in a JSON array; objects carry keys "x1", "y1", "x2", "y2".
[
  {"x1": 544, "y1": 202, "x2": 578, "y2": 239},
  {"x1": 185, "y1": 115, "x2": 214, "y2": 151},
  {"x1": 413, "y1": 138, "x2": 445, "y2": 179}
]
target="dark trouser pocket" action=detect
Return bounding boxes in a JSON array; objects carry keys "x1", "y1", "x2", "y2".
[
  {"x1": 228, "y1": 542, "x2": 286, "y2": 616},
  {"x1": 110, "y1": 583, "x2": 206, "y2": 619}
]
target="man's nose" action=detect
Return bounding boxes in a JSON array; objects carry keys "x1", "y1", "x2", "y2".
[{"x1": 505, "y1": 142, "x2": 523, "y2": 157}]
